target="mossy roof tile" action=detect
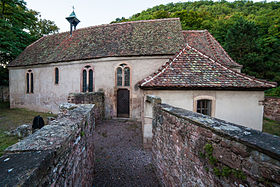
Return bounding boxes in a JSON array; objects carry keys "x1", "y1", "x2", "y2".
[{"x1": 9, "y1": 18, "x2": 184, "y2": 67}]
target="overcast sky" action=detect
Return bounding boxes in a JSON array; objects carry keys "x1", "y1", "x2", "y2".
[{"x1": 24, "y1": 0, "x2": 274, "y2": 32}]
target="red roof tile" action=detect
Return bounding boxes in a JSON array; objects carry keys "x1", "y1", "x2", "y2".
[
  {"x1": 139, "y1": 45, "x2": 276, "y2": 90},
  {"x1": 182, "y1": 30, "x2": 242, "y2": 69}
]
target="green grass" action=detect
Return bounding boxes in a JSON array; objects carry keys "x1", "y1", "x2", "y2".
[
  {"x1": 0, "y1": 131, "x2": 19, "y2": 156},
  {"x1": 263, "y1": 117, "x2": 280, "y2": 137},
  {"x1": 0, "y1": 102, "x2": 56, "y2": 131},
  {"x1": 0, "y1": 102, "x2": 56, "y2": 156}
]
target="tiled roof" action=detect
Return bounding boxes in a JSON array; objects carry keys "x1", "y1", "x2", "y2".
[
  {"x1": 8, "y1": 18, "x2": 184, "y2": 67},
  {"x1": 139, "y1": 44, "x2": 276, "y2": 90},
  {"x1": 182, "y1": 30, "x2": 242, "y2": 69}
]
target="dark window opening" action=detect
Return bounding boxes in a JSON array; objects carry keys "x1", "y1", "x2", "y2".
[
  {"x1": 89, "y1": 69, "x2": 93, "y2": 92},
  {"x1": 82, "y1": 70, "x2": 87, "y2": 92},
  {"x1": 26, "y1": 73, "x2": 29, "y2": 93},
  {"x1": 197, "y1": 99, "x2": 212, "y2": 116},
  {"x1": 117, "y1": 67, "x2": 122, "y2": 86},
  {"x1": 55, "y1": 68, "x2": 59, "y2": 84},
  {"x1": 30, "y1": 73, "x2": 33, "y2": 93},
  {"x1": 26, "y1": 70, "x2": 34, "y2": 94},
  {"x1": 124, "y1": 67, "x2": 130, "y2": 86}
]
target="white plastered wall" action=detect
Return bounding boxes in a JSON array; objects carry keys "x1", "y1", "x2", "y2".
[
  {"x1": 9, "y1": 56, "x2": 170, "y2": 117},
  {"x1": 144, "y1": 90, "x2": 264, "y2": 131}
]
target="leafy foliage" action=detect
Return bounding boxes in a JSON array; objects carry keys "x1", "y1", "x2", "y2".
[
  {"x1": 112, "y1": 0, "x2": 280, "y2": 85},
  {"x1": 265, "y1": 87, "x2": 280, "y2": 97},
  {"x1": 0, "y1": 0, "x2": 59, "y2": 85}
]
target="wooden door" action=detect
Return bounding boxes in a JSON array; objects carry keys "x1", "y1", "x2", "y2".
[{"x1": 117, "y1": 89, "x2": 130, "y2": 118}]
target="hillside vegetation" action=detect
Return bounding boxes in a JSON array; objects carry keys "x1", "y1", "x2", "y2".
[{"x1": 112, "y1": 0, "x2": 280, "y2": 93}]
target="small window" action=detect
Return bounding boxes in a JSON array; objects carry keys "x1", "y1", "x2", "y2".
[
  {"x1": 26, "y1": 73, "x2": 29, "y2": 93},
  {"x1": 124, "y1": 67, "x2": 130, "y2": 86},
  {"x1": 30, "y1": 73, "x2": 33, "y2": 93},
  {"x1": 116, "y1": 64, "x2": 130, "y2": 87},
  {"x1": 89, "y1": 69, "x2": 93, "y2": 92},
  {"x1": 82, "y1": 70, "x2": 87, "y2": 92},
  {"x1": 26, "y1": 70, "x2": 34, "y2": 93},
  {"x1": 117, "y1": 67, "x2": 122, "y2": 86},
  {"x1": 197, "y1": 99, "x2": 212, "y2": 116},
  {"x1": 55, "y1": 68, "x2": 59, "y2": 84},
  {"x1": 81, "y1": 65, "x2": 94, "y2": 92}
]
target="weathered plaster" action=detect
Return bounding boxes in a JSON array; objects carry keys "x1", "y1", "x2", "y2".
[
  {"x1": 144, "y1": 90, "x2": 264, "y2": 130},
  {"x1": 9, "y1": 56, "x2": 171, "y2": 117}
]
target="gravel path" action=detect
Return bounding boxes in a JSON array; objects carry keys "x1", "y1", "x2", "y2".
[{"x1": 92, "y1": 120, "x2": 160, "y2": 187}]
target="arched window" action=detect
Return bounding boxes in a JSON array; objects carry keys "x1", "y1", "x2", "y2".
[
  {"x1": 194, "y1": 96, "x2": 215, "y2": 117},
  {"x1": 116, "y1": 64, "x2": 130, "y2": 87},
  {"x1": 26, "y1": 70, "x2": 34, "y2": 93},
  {"x1": 81, "y1": 65, "x2": 94, "y2": 92},
  {"x1": 55, "y1": 67, "x2": 59, "y2": 84}
]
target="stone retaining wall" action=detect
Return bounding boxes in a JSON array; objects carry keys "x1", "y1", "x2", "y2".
[
  {"x1": 0, "y1": 86, "x2": 9, "y2": 102},
  {"x1": 150, "y1": 96, "x2": 280, "y2": 186},
  {"x1": 264, "y1": 96, "x2": 280, "y2": 121},
  {"x1": 68, "y1": 91, "x2": 105, "y2": 121},
  {"x1": 0, "y1": 103, "x2": 95, "y2": 186}
]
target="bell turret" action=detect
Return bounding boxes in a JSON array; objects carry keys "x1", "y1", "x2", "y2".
[{"x1": 66, "y1": 7, "x2": 80, "y2": 35}]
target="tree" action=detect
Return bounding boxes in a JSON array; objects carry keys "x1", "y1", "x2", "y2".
[
  {"x1": 153, "y1": 10, "x2": 170, "y2": 19},
  {"x1": 224, "y1": 17, "x2": 259, "y2": 63},
  {"x1": 0, "y1": 0, "x2": 59, "y2": 85},
  {"x1": 171, "y1": 10, "x2": 208, "y2": 30},
  {"x1": 0, "y1": 65, "x2": 8, "y2": 85}
]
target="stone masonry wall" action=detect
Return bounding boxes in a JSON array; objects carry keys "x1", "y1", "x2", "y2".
[
  {"x1": 264, "y1": 96, "x2": 280, "y2": 121},
  {"x1": 0, "y1": 86, "x2": 9, "y2": 102},
  {"x1": 0, "y1": 103, "x2": 95, "y2": 186},
  {"x1": 151, "y1": 96, "x2": 280, "y2": 186},
  {"x1": 68, "y1": 91, "x2": 105, "y2": 121}
]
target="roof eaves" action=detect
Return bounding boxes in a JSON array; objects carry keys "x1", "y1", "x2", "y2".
[{"x1": 140, "y1": 86, "x2": 273, "y2": 91}]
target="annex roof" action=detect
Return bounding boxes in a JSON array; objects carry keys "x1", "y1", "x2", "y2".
[
  {"x1": 8, "y1": 18, "x2": 184, "y2": 67},
  {"x1": 139, "y1": 44, "x2": 276, "y2": 90},
  {"x1": 182, "y1": 30, "x2": 242, "y2": 69}
]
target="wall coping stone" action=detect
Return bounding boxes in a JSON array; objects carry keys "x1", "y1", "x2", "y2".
[
  {"x1": 146, "y1": 95, "x2": 162, "y2": 104},
  {"x1": 265, "y1": 96, "x2": 280, "y2": 99},
  {"x1": 5, "y1": 104, "x2": 94, "y2": 152},
  {"x1": 0, "y1": 150, "x2": 54, "y2": 186},
  {"x1": 0, "y1": 103, "x2": 95, "y2": 186},
  {"x1": 160, "y1": 103, "x2": 280, "y2": 161},
  {"x1": 68, "y1": 91, "x2": 104, "y2": 97}
]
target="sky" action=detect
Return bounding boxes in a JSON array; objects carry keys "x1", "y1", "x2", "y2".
[{"x1": 24, "y1": 0, "x2": 274, "y2": 32}]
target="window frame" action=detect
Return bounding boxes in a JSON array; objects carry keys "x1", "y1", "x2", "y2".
[
  {"x1": 80, "y1": 65, "x2": 94, "y2": 93},
  {"x1": 115, "y1": 63, "x2": 131, "y2": 88},
  {"x1": 26, "y1": 69, "x2": 34, "y2": 94},
  {"x1": 193, "y1": 95, "x2": 215, "y2": 117}
]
